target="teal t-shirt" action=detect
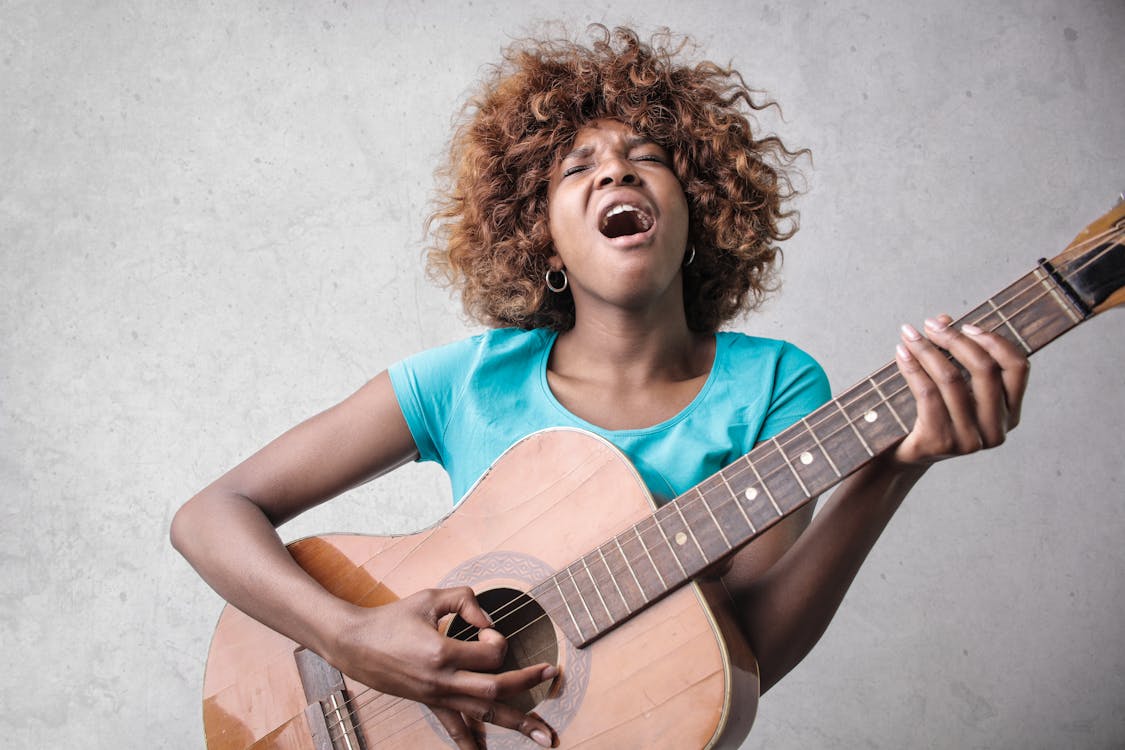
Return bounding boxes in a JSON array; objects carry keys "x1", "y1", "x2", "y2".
[{"x1": 388, "y1": 328, "x2": 830, "y2": 504}]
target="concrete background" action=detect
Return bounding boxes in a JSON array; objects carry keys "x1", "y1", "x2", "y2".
[{"x1": 2, "y1": 0, "x2": 1123, "y2": 747}]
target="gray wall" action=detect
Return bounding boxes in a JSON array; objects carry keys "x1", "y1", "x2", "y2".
[{"x1": 3, "y1": 1, "x2": 1123, "y2": 747}]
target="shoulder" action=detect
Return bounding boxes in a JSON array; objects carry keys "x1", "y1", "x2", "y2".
[
  {"x1": 717, "y1": 331, "x2": 826, "y2": 380},
  {"x1": 389, "y1": 327, "x2": 555, "y2": 407},
  {"x1": 714, "y1": 332, "x2": 830, "y2": 432},
  {"x1": 387, "y1": 327, "x2": 555, "y2": 468},
  {"x1": 394, "y1": 327, "x2": 551, "y2": 371}
]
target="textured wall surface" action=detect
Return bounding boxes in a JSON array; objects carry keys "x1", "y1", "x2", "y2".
[{"x1": 2, "y1": 1, "x2": 1123, "y2": 747}]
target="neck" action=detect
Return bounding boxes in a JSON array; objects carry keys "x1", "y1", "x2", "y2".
[{"x1": 552, "y1": 294, "x2": 707, "y2": 385}]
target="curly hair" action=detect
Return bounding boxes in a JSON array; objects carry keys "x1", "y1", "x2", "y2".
[{"x1": 426, "y1": 25, "x2": 806, "y2": 332}]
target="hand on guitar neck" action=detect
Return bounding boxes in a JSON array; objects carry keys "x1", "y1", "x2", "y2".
[
  {"x1": 723, "y1": 310, "x2": 1030, "y2": 693},
  {"x1": 890, "y1": 313, "x2": 1029, "y2": 467}
]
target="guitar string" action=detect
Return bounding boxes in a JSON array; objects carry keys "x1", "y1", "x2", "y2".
[
  {"x1": 318, "y1": 223, "x2": 1124, "y2": 739},
  {"x1": 321, "y1": 223, "x2": 1125, "y2": 742},
  {"x1": 320, "y1": 222, "x2": 1125, "y2": 739},
  {"x1": 349, "y1": 218, "x2": 1125, "y2": 658},
  {"x1": 438, "y1": 219, "x2": 1125, "y2": 643},
  {"x1": 321, "y1": 222, "x2": 1125, "y2": 741}
]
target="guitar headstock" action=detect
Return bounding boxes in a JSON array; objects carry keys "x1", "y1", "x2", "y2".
[{"x1": 1050, "y1": 195, "x2": 1125, "y2": 315}]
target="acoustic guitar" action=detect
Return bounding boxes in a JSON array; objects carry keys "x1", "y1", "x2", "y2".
[{"x1": 201, "y1": 201, "x2": 1125, "y2": 749}]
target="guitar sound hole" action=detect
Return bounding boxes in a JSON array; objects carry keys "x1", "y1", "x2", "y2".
[{"x1": 446, "y1": 587, "x2": 559, "y2": 713}]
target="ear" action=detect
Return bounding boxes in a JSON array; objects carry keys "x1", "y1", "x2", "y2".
[{"x1": 547, "y1": 252, "x2": 564, "y2": 272}]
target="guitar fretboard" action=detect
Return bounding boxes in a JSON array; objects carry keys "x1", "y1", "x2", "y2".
[{"x1": 532, "y1": 259, "x2": 1090, "y2": 647}]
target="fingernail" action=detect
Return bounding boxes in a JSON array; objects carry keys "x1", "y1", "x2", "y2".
[
  {"x1": 896, "y1": 344, "x2": 913, "y2": 361},
  {"x1": 531, "y1": 729, "x2": 552, "y2": 747},
  {"x1": 900, "y1": 323, "x2": 922, "y2": 341},
  {"x1": 962, "y1": 323, "x2": 983, "y2": 335},
  {"x1": 923, "y1": 317, "x2": 947, "y2": 332},
  {"x1": 542, "y1": 665, "x2": 559, "y2": 679}
]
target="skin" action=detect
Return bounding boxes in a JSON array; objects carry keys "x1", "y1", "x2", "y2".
[{"x1": 171, "y1": 118, "x2": 1029, "y2": 749}]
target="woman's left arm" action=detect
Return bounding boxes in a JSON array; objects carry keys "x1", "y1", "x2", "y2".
[{"x1": 722, "y1": 314, "x2": 1030, "y2": 692}]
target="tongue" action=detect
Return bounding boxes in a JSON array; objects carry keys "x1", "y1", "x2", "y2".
[{"x1": 602, "y1": 211, "x2": 646, "y2": 238}]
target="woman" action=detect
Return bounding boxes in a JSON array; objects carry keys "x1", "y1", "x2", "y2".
[{"x1": 171, "y1": 26, "x2": 1028, "y2": 749}]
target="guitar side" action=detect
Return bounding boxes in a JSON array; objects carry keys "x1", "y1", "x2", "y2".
[{"x1": 202, "y1": 429, "x2": 760, "y2": 749}]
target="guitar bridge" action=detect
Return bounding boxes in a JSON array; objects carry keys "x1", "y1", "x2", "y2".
[{"x1": 294, "y1": 648, "x2": 367, "y2": 750}]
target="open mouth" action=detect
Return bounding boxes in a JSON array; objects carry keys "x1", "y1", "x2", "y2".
[{"x1": 600, "y1": 203, "x2": 654, "y2": 239}]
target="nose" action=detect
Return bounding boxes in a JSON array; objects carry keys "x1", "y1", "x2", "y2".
[{"x1": 596, "y1": 157, "x2": 639, "y2": 187}]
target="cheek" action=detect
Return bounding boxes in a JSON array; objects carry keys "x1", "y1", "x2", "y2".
[
  {"x1": 670, "y1": 192, "x2": 691, "y2": 242},
  {"x1": 545, "y1": 204, "x2": 563, "y2": 248},
  {"x1": 546, "y1": 195, "x2": 581, "y2": 252}
]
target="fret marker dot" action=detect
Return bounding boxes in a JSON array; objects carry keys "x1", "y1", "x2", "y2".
[
  {"x1": 674, "y1": 532, "x2": 688, "y2": 546},
  {"x1": 800, "y1": 451, "x2": 814, "y2": 465},
  {"x1": 864, "y1": 410, "x2": 878, "y2": 423},
  {"x1": 744, "y1": 487, "x2": 758, "y2": 501}
]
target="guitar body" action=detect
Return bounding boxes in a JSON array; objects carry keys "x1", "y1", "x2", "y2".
[
  {"x1": 200, "y1": 201, "x2": 1125, "y2": 749},
  {"x1": 202, "y1": 429, "x2": 760, "y2": 749}
]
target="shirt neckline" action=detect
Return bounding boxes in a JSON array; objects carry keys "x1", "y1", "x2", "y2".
[{"x1": 535, "y1": 329, "x2": 728, "y2": 437}]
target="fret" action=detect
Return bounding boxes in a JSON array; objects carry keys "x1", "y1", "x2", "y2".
[
  {"x1": 579, "y1": 557, "x2": 615, "y2": 627},
  {"x1": 809, "y1": 402, "x2": 869, "y2": 474},
  {"x1": 732, "y1": 477, "x2": 762, "y2": 533},
  {"x1": 697, "y1": 488, "x2": 732, "y2": 548},
  {"x1": 753, "y1": 440, "x2": 810, "y2": 517},
  {"x1": 837, "y1": 381, "x2": 908, "y2": 457},
  {"x1": 637, "y1": 521, "x2": 682, "y2": 584},
  {"x1": 657, "y1": 504, "x2": 705, "y2": 572},
  {"x1": 774, "y1": 423, "x2": 850, "y2": 502},
  {"x1": 551, "y1": 576, "x2": 586, "y2": 643},
  {"x1": 1032, "y1": 265, "x2": 1084, "y2": 324},
  {"x1": 613, "y1": 535, "x2": 652, "y2": 604},
  {"x1": 675, "y1": 484, "x2": 731, "y2": 561},
  {"x1": 742, "y1": 456, "x2": 782, "y2": 517},
  {"x1": 884, "y1": 371, "x2": 918, "y2": 428},
  {"x1": 771, "y1": 436, "x2": 810, "y2": 497},
  {"x1": 834, "y1": 398, "x2": 874, "y2": 456},
  {"x1": 672, "y1": 502, "x2": 707, "y2": 559},
  {"x1": 867, "y1": 376, "x2": 908, "y2": 432},
  {"x1": 634, "y1": 526, "x2": 666, "y2": 589},
  {"x1": 562, "y1": 565, "x2": 600, "y2": 634},
  {"x1": 801, "y1": 415, "x2": 842, "y2": 478},
  {"x1": 991, "y1": 272, "x2": 1079, "y2": 352},
  {"x1": 986, "y1": 298, "x2": 1032, "y2": 353},
  {"x1": 595, "y1": 546, "x2": 632, "y2": 618},
  {"x1": 716, "y1": 470, "x2": 757, "y2": 532}
]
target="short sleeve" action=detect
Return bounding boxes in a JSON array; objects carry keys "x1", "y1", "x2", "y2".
[
  {"x1": 757, "y1": 342, "x2": 831, "y2": 441},
  {"x1": 387, "y1": 335, "x2": 481, "y2": 465}
]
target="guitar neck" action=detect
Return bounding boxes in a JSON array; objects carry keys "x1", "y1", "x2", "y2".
[{"x1": 534, "y1": 215, "x2": 1125, "y2": 648}]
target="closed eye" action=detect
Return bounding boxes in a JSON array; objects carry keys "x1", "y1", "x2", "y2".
[{"x1": 562, "y1": 164, "x2": 590, "y2": 177}]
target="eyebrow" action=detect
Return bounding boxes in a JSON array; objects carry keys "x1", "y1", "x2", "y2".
[{"x1": 560, "y1": 135, "x2": 658, "y2": 161}]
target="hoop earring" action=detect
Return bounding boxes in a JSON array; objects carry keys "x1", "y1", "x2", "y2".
[
  {"x1": 683, "y1": 246, "x2": 696, "y2": 267},
  {"x1": 545, "y1": 268, "x2": 568, "y2": 293}
]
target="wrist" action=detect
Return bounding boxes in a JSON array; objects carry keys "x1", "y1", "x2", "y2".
[
  {"x1": 866, "y1": 451, "x2": 930, "y2": 501},
  {"x1": 833, "y1": 452, "x2": 929, "y2": 518},
  {"x1": 306, "y1": 597, "x2": 369, "y2": 664},
  {"x1": 871, "y1": 438, "x2": 933, "y2": 479}
]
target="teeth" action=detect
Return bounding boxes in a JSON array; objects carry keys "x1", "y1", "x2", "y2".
[{"x1": 601, "y1": 204, "x2": 652, "y2": 230}]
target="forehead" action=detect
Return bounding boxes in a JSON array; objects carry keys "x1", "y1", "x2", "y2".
[{"x1": 561, "y1": 119, "x2": 660, "y2": 157}]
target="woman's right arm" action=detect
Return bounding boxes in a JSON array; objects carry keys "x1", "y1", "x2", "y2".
[{"x1": 170, "y1": 371, "x2": 556, "y2": 749}]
